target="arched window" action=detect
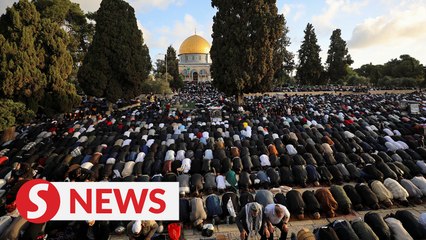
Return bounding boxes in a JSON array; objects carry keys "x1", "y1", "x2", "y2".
[{"x1": 199, "y1": 69, "x2": 207, "y2": 76}]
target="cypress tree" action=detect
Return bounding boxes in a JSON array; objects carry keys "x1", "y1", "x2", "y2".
[
  {"x1": 165, "y1": 45, "x2": 183, "y2": 91},
  {"x1": 78, "y1": 0, "x2": 151, "y2": 102},
  {"x1": 0, "y1": 0, "x2": 80, "y2": 114},
  {"x1": 274, "y1": 15, "x2": 294, "y2": 82},
  {"x1": 326, "y1": 29, "x2": 353, "y2": 84},
  {"x1": 296, "y1": 23, "x2": 323, "y2": 85},
  {"x1": 211, "y1": 0, "x2": 283, "y2": 104}
]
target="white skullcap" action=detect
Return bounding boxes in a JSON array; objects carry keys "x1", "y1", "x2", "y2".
[
  {"x1": 132, "y1": 220, "x2": 142, "y2": 234},
  {"x1": 81, "y1": 162, "x2": 93, "y2": 170}
]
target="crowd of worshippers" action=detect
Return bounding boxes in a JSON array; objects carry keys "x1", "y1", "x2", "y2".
[
  {"x1": 272, "y1": 85, "x2": 416, "y2": 93},
  {"x1": 2, "y1": 83, "x2": 426, "y2": 239}
]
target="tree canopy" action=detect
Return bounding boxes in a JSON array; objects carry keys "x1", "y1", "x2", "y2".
[
  {"x1": 33, "y1": 0, "x2": 95, "y2": 80},
  {"x1": 0, "y1": 99, "x2": 35, "y2": 132},
  {"x1": 211, "y1": 0, "x2": 283, "y2": 104},
  {"x1": 296, "y1": 23, "x2": 323, "y2": 85},
  {"x1": 0, "y1": 0, "x2": 80, "y2": 114},
  {"x1": 273, "y1": 15, "x2": 294, "y2": 83},
  {"x1": 156, "y1": 46, "x2": 183, "y2": 91},
  {"x1": 78, "y1": 0, "x2": 151, "y2": 102},
  {"x1": 356, "y1": 55, "x2": 424, "y2": 86},
  {"x1": 326, "y1": 29, "x2": 353, "y2": 84}
]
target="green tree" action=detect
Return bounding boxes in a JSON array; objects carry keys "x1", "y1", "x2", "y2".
[
  {"x1": 382, "y1": 55, "x2": 424, "y2": 80},
  {"x1": 157, "y1": 46, "x2": 183, "y2": 91},
  {"x1": 211, "y1": 0, "x2": 284, "y2": 104},
  {"x1": 33, "y1": 0, "x2": 95, "y2": 81},
  {"x1": 0, "y1": 99, "x2": 35, "y2": 132},
  {"x1": 273, "y1": 15, "x2": 294, "y2": 84},
  {"x1": 296, "y1": 23, "x2": 323, "y2": 85},
  {"x1": 326, "y1": 29, "x2": 353, "y2": 84},
  {"x1": 0, "y1": 0, "x2": 80, "y2": 114},
  {"x1": 355, "y1": 63, "x2": 384, "y2": 86},
  {"x1": 78, "y1": 0, "x2": 151, "y2": 102}
]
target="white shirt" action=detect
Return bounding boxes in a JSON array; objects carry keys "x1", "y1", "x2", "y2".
[
  {"x1": 202, "y1": 131, "x2": 209, "y2": 139},
  {"x1": 216, "y1": 175, "x2": 226, "y2": 190},
  {"x1": 286, "y1": 144, "x2": 298, "y2": 156},
  {"x1": 146, "y1": 139, "x2": 154, "y2": 148},
  {"x1": 204, "y1": 149, "x2": 213, "y2": 160},
  {"x1": 385, "y1": 218, "x2": 413, "y2": 240},
  {"x1": 385, "y1": 142, "x2": 399, "y2": 152},
  {"x1": 411, "y1": 176, "x2": 426, "y2": 196},
  {"x1": 176, "y1": 150, "x2": 186, "y2": 161},
  {"x1": 124, "y1": 131, "x2": 131, "y2": 138},
  {"x1": 383, "y1": 128, "x2": 395, "y2": 136},
  {"x1": 260, "y1": 154, "x2": 271, "y2": 167},
  {"x1": 135, "y1": 152, "x2": 145, "y2": 163},
  {"x1": 164, "y1": 150, "x2": 175, "y2": 161},
  {"x1": 264, "y1": 204, "x2": 290, "y2": 225},
  {"x1": 181, "y1": 158, "x2": 191, "y2": 173},
  {"x1": 122, "y1": 139, "x2": 132, "y2": 147}
]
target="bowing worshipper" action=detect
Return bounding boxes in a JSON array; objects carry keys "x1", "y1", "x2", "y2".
[
  {"x1": 294, "y1": 228, "x2": 315, "y2": 240},
  {"x1": 364, "y1": 212, "x2": 392, "y2": 240},
  {"x1": 236, "y1": 202, "x2": 266, "y2": 240},
  {"x1": 292, "y1": 165, "x2": 308, "y2": 187},
  {"x1": 316, "y1": 165, "x2": 333, "y2": 185},
  {"x1": 370, "y1": 179, "x2": 394, "y2": 207},
  {"x1": 383, "y1": 178, "x2": 409, "y2": 206},
  {"x1": 394, "y1": 210, "x2": 426, "y2": 239},
  {"x1": 263, "y1": 204, "x2": 290, "y2": 240},
  {"x1": 330, "y1": 185, "x2": 352, "y2": 214},
  {"x1": 343, "y1": 185, "x2": 364, "y2": 211},
  {"x1": 306, "y1": 165, "x2": 321, "y2": 186},
  {"x1": 177, "y1": 173, "x2": 190, "y2": 196},
  {"x1": 126, "y1": 220, "x2": 158, "y2": 240},
  {"x1": 330, "y1": 219, "x2": 360, "y2": 240},
  {"x1": 239, "y1": 189, "x2": 255, "y2": 208},
  {"x1": 411, "y1": 175, "x2": 426, "y2": 195},
  {"x1": 203, "y1": 172, "x2": 217, "y2": 194},
  {"x1": 313, "y1": 226, "x2": 339, "y2": 240},
  {"x1": 400, "y1": 178, "x2": 423, "y2": 203},
  {"x1": 225, "y1": 169, "x2": 238, "y2": 192},
  {"x1": 190, "y1": 196, "x2": 207, "y2": 230},
  {"x1": 238, "y1": 171, "x2": 252, "y2": 190},
  {"x1": 255, "y1": 189, "x2": 275, "y2": 207},
  {"x1": 190, "y1": 173, "x2": 204, "y2": 194},
  {"x1": 205, "y1": 193, "x2": 222, "y2": 223},
  {"x1": 302, "y1": 190, "x2": 321, "y2": 219},
  {"x1": 383, "y1": 217, "x2": 413, "y2": 240},
  {"x1": 351, "y1": 218, "x2": 379, "y2": 240},
  {"x1": 221, "y1": 189, "x2": 240, "y2": 224},
  {"x1": 286, "y1": 190, "x2": 305, "y2": 220},
  {"x1": 315, "y1": 188, "x2": 338, "y2": 218}
]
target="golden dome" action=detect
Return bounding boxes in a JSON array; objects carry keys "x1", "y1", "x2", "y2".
[{"x1": 179, "y1": 35, "x2": 210, "y2": 55}]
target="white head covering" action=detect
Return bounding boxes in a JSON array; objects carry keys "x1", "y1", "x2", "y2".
[{"x1": 132, "y1": 220, "x2": 142, "y2": 234}]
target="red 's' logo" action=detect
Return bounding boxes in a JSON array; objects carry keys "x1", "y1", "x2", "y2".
[{"x1": 16, "y1": 179, "x2": 60, "y2": 223}]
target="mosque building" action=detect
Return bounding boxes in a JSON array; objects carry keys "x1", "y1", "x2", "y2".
[{"x1": 178, "y1": 34, "x2": 212, "y2": 82}]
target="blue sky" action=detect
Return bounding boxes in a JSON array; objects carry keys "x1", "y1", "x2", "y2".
[{"x1": 1, "y1": 0, "x2": 426, "y2": 68}]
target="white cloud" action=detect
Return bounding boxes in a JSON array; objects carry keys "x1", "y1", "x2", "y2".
[
  {"x1": 348, "y1": 3, "x2": 426, "y2": 49},
  {"x1": 128, "y1": 0, "x2": 185, "y2": 11},
  {"x1": 0, "y1": 0, "x2": 18, "y2": 15},
  {"x1": 147, "y1": 13, "x2": 212, "y2": 53},
  {"x1": 312, "y1": 0, "x2": 369, "y2": 34},
  {"x1": 279, "y1": 3, "x2": 306, "y2": 21}
]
